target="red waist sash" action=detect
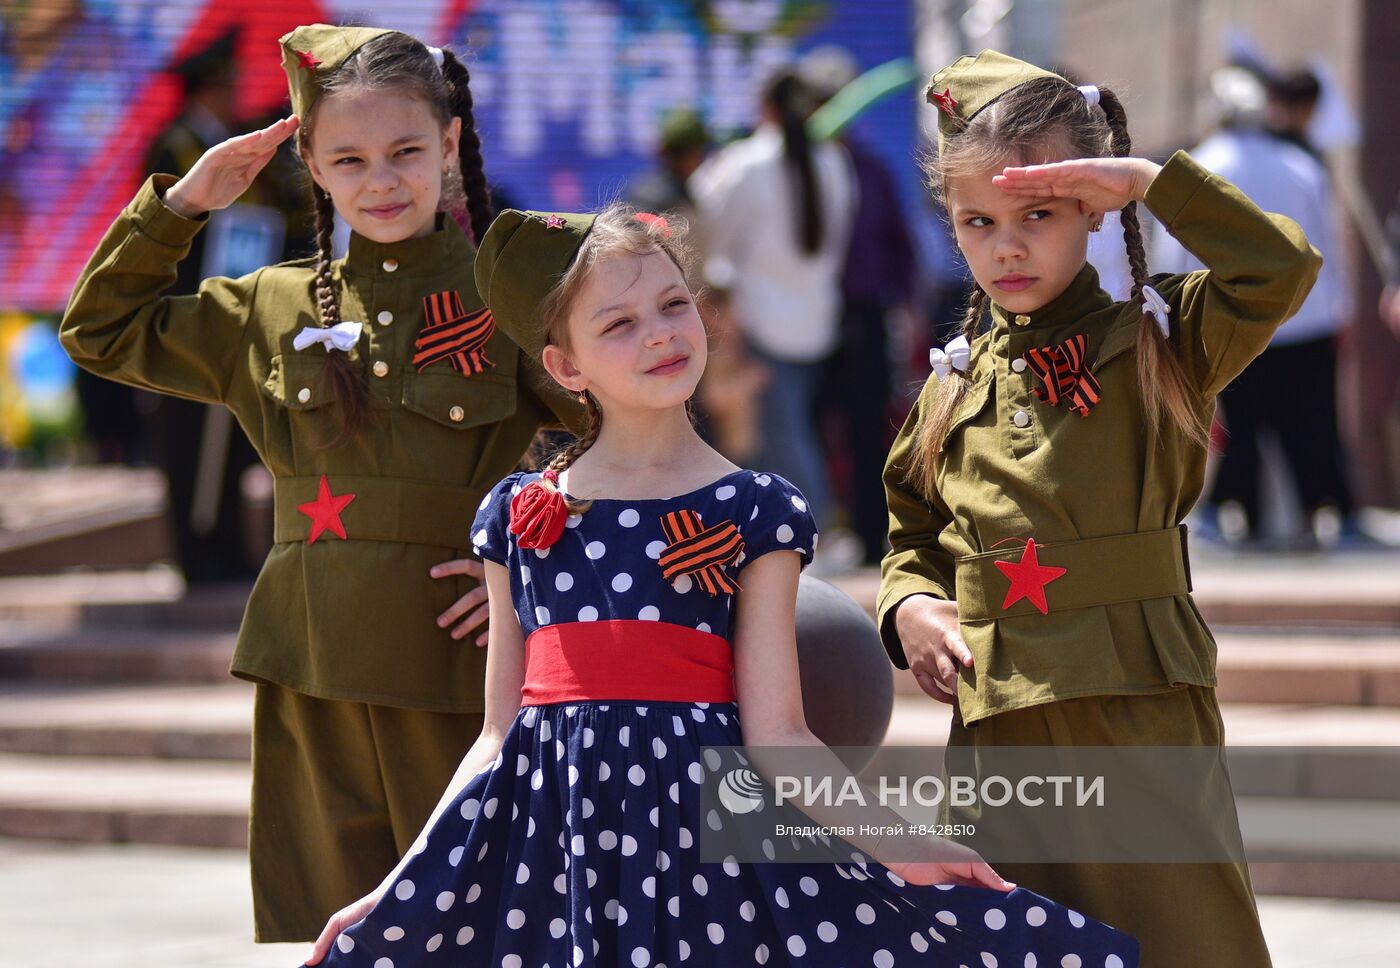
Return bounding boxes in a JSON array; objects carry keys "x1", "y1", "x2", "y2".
[{"x1": 521, "y1": 620, "x2": 736, "y2": 704}]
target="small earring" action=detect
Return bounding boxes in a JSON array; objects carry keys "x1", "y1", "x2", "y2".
[
  {"x1": 1089, "y1": 219, "x2": 1104, "y2": 233},
  {"x1": 577, "y1": 390, "x2": 587, "y2": 404}
]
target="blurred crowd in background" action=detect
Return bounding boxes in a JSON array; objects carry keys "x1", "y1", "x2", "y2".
[{"x1": 2, "y1": 0, "x2": 1398, "y2": 582}]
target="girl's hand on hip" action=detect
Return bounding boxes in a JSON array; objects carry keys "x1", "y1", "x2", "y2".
[
  {"x1": 164, "y1": 115, "x2": 300, "y2": 219},
  {"x1": 894, "y1": 595, "x2": 971, "y2": 705},
  {"x1": 432, "y1": 556, "x2": 490, "y2": 646},
  {"x1": 993, "y1": 157, "x2": 1163, "y2": 212},
  {"x1": 303, "y1": 889, "x2": 382, "y2": 965}
]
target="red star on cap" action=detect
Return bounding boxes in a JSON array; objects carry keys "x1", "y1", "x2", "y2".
[
  {"x1": 295, "y1": 49, "x2": 321, "y2": 71},
  {"x1": 930, "y1": 86, "x2": 959, "y2": 116},
  {"x1": 297, "y1": 475, "x2": 356, "y2": 543},
  {"x1": 994, "y1": 538, "x2": 1067, "y2": 614},
  {"x1": 544, "y1": 214, "x2": 565, "y2": 230}
]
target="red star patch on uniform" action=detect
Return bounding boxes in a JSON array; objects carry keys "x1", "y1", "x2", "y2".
[
  {"x1": 544, "y1": 214, "x2": 565, "y2": 230},
  {"x1": 994, "y1": 538, "x2": 1067, "y2": 614},
  {"x1": 295, "y1": 49, "x2": 321, "y2": 71},
  {"x1": 930, "y1": 87, "x2": 959, "y2": 116},
  {"x1": 297, "y1": 475, "x2": 356, "y2": 543}
]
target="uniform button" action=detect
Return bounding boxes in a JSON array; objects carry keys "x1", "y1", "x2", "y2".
[
  {"x1": 1011, "y1": 357, "x2": 1028, "y2": 373},
  {"x1": 1012, "y1": 409, "x2": 1031, "y2": 427},
  {"x1": 372, "y1": 361, "x2": 389, "y2": 378},
  {"x1": 1014, "y1": 314, "x2": 1032, "y2": 327},
  {"x1": 449, "y1": 405, "x2": 465, "y2": 423},
  {"x1": 377, "y1": 310, "x2": 394, "y2": 325},
  {"x1": 382, "y1": 258, "x2": 398, "y2": 272},
  {"x1": 297, "y1": 387, "x2": 312, "y2": 404}
]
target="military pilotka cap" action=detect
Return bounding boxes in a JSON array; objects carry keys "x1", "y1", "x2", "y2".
[
  {"x1": 279, "y1": 24, "x2": 395, "y2": 119},
  {"x1": 474, "y1": 210, "x2": 598, "y2": 360},
  {"x1": 928, "y1": 49, "x2": 1061, "y2": 146}
]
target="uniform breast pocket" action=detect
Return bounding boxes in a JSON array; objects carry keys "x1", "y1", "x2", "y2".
[
  {"x1": 945, "y1": 378, "x2": 994, "y2": 441},
  {"x1": 260, "y1": 354, "x2": 338, "y2": 413},
  {"x1": 258, "y1": 354, "x2": 343, "y2": 469},
  {"x1": 400, "y1": 367, "x2": 518, "y2": 430}
]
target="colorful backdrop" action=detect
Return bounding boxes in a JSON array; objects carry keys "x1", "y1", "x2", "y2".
[{"x1": 0, "y1": 0, "x2": 918, "y2": 315}]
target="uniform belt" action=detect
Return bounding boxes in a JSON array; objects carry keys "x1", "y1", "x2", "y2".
[
  {"x1": 273, "y1": 475, "x2": 486, "y2": 549},
  {"x1": 956, "y1": 525, "x2": 1192, "y2": 621}
]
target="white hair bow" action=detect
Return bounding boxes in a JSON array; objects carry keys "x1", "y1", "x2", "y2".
[
  {"x1": 293, "y1": 321, "x2": 364, "y2": 353},
  {"x1": 1140, "y1": 286, "x2": 1171, "y2": 337},
  {"x1": 427, "y1": 46, "x2": 445, "y2": 69},
  {"x1": 929, "y1": 334, "x2": 972, "y2": 380}
]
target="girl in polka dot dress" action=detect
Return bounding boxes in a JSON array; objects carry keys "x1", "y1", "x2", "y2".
[{"x1": 303, "y1": 206, "x2": 1140, "y2": 968}]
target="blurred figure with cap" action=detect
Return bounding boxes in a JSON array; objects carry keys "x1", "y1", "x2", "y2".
[
  {"x1": 1154, "y1": 63, "x2": 1362, "y2": 548},
  {"x1": 626, "y1": 108, "x2": 709, "y2": 219}
]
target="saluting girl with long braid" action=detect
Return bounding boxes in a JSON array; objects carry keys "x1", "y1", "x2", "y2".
[
  {"x1": 879, "y1": 51, "x2": 1322, "y2": 967},
  {"x1": 59, "y1": 24, "x2": 579, "y2": 943}
]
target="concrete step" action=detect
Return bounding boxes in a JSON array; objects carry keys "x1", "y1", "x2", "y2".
[
  {"x1": 0, "y1": 753, "x2": 247, "y2": 848},
  {"x1": 874, "y1": 697, "x2": 1400, "y2": 802},
  {"x1": 0, "y1": 627, "x2": 236, "y2": 684},
  {"x1": 1244, "y1": 799, "x2": 1400, "y2": 903},
  {"x1": 6, "y1": 619, "x2": 1400, "y2": 718},
  {"x1": 0, "y1": 468, "x2": 172, "y2": 578},
  {"x1": 0, "y1": 682, "x2": 251, "y2": 760},
  {"x1": 885, "y1": 631, "x2": 1400, "y2": 706},
  {"x1": 0, "y1": 571, "x2": 249, "y2": 631},
  {"x1": 0, "y1": 748, "x2": 1395, "y2": 901}
]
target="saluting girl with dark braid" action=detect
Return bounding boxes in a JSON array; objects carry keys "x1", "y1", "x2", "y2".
[
  {"x1": 59, "y1": 24, "x2": 580, "y2": 942},
  {"x1": 879, "y1": 50, "x2": 1322, "y2": 967}
]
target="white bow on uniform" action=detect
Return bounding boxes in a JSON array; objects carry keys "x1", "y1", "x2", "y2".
[
  {"x1": 293, "y1": 321, "x2": 364, "y2": 354},
  {"x1": 929, "y1": 334, "x2": 972, "y2": 380},
  {"x1": 1140, "y1": 286, "x2": 1172, "y2": 338}
]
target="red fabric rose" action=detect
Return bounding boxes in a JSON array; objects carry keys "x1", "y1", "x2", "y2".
[{"x1": 509, "y1": 472, "x2": 568, "y2": 549}]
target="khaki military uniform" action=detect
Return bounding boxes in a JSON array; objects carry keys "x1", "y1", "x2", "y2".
[
  {"x1": 60, "y1": 175, "x2": 580, "y2": 940},
  {"x1": 878, "y1": 151, "x2": 1322, "y2": 967}
]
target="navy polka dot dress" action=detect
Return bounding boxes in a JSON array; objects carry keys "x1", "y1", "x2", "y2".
[{"x1": 315, "y1": 469, "x2": 1140, "y2": 968}]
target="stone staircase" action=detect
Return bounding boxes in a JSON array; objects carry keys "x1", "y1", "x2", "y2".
[{"x1": 0, "y1": 550, "x2": 1397, "y2": 901}]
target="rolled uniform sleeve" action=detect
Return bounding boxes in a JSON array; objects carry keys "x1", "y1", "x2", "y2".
[
  {"x1": 59, "y1": 173, "x2": 252, "y2": 405},
  {"x1": 876, "y1": 376, "x2": 958, "y2": 670},
  {"x1": 1144, "y1": 150, "x2": 1323, "y2": 397}
]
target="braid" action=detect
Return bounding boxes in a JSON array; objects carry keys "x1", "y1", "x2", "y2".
[
  {"x1": 1097, "y1": 88, "x2": 1151, "y2": 302},
  {"x1": 544, "y1": 392, "x2": 602, "y2": 513},
  {"x1": 439, "y1": 49, "x2": 494, "y2": 247},
  {"x1": 312, "y1": 185, "x2": 340, "y2": 327},
  {"x1": 1098, "y1": 85, "x2": 1207, "y2": 447},
  {"x1": 1120, "y1": 204, "x2": 1151, "y2": 301},
  {"x1": 960, "y1": 285, "x2": 986, "y2": 339},
  {"x1": 310, "y1": 184, "x2": 371, "y2": 446}
]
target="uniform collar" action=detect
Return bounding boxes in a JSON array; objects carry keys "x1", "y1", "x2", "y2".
[
  {"x1": 342, "y1": 214, "x2": 470, "y2": 278},
  {"x1": 987, "y1": 263, "x2": 1114, "y2": 333}
]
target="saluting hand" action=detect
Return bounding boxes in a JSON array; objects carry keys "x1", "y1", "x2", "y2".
[
  {"x1": 163, "y1": 115, "x2": 300, "y2": 219},
  {"x1": 993, "y1": 156, "x2": 1162, "y2": 214}
]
